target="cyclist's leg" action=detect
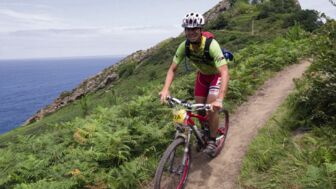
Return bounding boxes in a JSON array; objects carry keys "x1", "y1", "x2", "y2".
[
  {"x1": 206, "y1": 74, "x2": 221, "y2": 139},
  {"x1": 194, "y1": 72, "x2": 208, "y2": 107},
  {"x1": 202, "y1": 74, "x2": 221, "y2": 157},
  {"x1": 206, "y1": 95, "x2": 220, "y2": 138}
]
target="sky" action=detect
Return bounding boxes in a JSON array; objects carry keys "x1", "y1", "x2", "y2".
[{"x1": 0, "y1": 0, "x2": 335, "y2": 60}]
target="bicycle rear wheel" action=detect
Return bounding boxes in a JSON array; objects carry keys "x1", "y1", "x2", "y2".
[{"x1": 154, "y1": 137, "x2": 191, "y2": 189}]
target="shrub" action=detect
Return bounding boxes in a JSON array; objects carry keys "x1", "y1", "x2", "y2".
[
  {"x1": 284, "y1": 10, "x2": 324, "y2": 32},
  {"x1": 207, "y1": 14, "x2": 229, "y2": 30},
  {"x1": 289, "y1": 21, "x2": 336, "y2": 127},
  {"x1": 79, "y1": 96, "x2": 89, "y2": 117}
]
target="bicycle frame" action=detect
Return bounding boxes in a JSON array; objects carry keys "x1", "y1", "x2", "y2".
[
  {"x1": 173, "y1": 110, "x2": 209, "y2": 172},
  {"x1": 186, "y1": 111, "x2": 209, "y2": 146}
]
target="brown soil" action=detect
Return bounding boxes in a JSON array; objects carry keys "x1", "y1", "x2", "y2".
[{"x1": 184, "y1": 60, "x2": 311, "y2": 189}]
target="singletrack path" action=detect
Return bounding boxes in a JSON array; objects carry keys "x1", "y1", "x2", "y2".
[{"x1": 185, "y1": 60, "x2": 311, "y2": 189}]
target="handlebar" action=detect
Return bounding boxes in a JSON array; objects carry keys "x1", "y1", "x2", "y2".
[{"x1": 166, "y1": 96, "x2": 213, "y2": 111}]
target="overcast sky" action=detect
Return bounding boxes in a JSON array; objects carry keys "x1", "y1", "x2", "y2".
[{"x1": 0, "y1": 0, "x2": 335, "y2": 60}]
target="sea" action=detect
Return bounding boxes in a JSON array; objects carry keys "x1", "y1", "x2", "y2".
[{"x1": 0, "y1": 56, "x2": 123, "y2": 134}]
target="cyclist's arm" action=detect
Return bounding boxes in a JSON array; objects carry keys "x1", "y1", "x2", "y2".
[
  {"x1": 217, "y1": 64, "x2": 229, "y2": 102},
  {"x1": 160, "y1": 41, "x2": 186, "y2": 102}
]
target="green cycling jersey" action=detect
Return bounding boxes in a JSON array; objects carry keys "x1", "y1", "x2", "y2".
[{"x1": 173, "y1": 36, "x2": 227, "y2": 75}]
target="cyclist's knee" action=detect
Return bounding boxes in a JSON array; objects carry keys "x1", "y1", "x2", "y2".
[{"x1": 206, "y1": 94, "x2": 218, "y2": 104}]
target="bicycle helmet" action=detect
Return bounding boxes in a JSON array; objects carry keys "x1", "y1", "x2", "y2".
[{"x1": 182, "y1": 12, "x2": 205, "y2": 28}]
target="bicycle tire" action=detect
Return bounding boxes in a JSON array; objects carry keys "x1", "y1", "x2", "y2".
[
  {"x1": 154, "y1": 137, "x2": 191, "y2": 189},
  {"x1": 214, "y1": 109, "x2": 230, "y2": 157}
]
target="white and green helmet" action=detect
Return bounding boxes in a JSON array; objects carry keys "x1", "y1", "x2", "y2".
[{"x1": 182, "y1": 12, "x2": 205, "y2": 28}]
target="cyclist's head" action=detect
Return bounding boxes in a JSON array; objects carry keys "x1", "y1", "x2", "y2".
[{"x1": 182, "y1": 12, "x2": 204, "y2": 43}]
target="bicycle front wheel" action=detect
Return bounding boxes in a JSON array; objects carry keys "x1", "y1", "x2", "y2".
[{"x1": 154, "y1": 137, "x2": 191, "y2": 189}]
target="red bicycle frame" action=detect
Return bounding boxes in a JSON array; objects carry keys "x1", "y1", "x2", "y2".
[{"x1": 185, "y1": 111, "x2": 208, "y2": 126}]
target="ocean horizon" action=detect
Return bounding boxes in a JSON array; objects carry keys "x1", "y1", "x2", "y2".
[{"x1": 0, "y1": 56, "x2": 124, "y2": 134}]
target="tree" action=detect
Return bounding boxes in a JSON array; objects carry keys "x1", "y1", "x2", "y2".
[
  {"x1": 269, "y1": 0, "x2": 298, "y2": 13},
  {"x1": 229, "y1": 0, "x2": 237, "y2": 7},
  {"x1": 284, "y1": 10, "x2": 323, "y2": 32}
]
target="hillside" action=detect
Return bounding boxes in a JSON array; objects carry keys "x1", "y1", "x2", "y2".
[{"x1": 0, "y1": 0, "x2": 332, "y2": 188}]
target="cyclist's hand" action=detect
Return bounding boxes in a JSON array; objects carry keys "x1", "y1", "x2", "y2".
[
  {"x1": 159, "y1": 90, "x2": 170, "y2": 104},
  {"x1": 211, "y1": 100, "x2": 223, "y2": 111}
]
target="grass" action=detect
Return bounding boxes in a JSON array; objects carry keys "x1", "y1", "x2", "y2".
[{"x1": 240, "y1": 100, "x2": 336, "y2": 188}]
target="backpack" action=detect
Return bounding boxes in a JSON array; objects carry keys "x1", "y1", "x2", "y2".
[{"x1": 185, "y1": 31, "x2": 234, "y2": 62}]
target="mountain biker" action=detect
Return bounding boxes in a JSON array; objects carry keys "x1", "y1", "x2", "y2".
[{"x1": 159, "y1": 12, "x2": 230, "y2": 157}]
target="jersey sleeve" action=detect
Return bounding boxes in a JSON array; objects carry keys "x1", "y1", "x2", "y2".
[
  {"x1": 209, "y1": 39, "x2": 227, "y2": 67},
  {"x1": 172, "y1": 41, "x2": 186, "y2": 65}
]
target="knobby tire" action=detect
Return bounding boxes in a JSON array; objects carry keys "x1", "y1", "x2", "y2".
[
  {"x1": 214, "y1": 109, "x2": 230, "y2": 157},
  {"x1": 154, "y1": 137, "x2": 190, "y2": 189}
]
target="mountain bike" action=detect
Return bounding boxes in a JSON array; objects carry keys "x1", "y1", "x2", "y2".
[{"x1": 154, "y1": 96, "x2": 229, "y2": 189}]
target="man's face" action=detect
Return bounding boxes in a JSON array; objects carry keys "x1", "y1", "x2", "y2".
[{"x1": 185, "y1": 28, "x2": 202, "y2": 43}]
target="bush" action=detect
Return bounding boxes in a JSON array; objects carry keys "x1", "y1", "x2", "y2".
[
  {"x1": 256, "y1": 9, "x2": 269, "y2": 20},
  {"x1": 289, "y1": 21, "x2": 336, "y2": 127},
  {"x1": 79, "y1": 96, "x2": 89, "y2": 117},
  {"x1": 208, "y1": 14, "x2": 229, "y2": 30},
  {"x1": 256, "y1": 0, "x2": 299, "y2": 19},
  {"x1": 284, "y1": 10, "x2": 323, "y2": 32},
  {"x1": 118, "y1": 63, "x2": 136, "y2": 78}
]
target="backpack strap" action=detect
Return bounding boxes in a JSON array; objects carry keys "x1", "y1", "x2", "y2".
[
  {"x1": 204, "y1": 38, "x2": 213, "y2": 61},
  {"x1": 185, "y1": 39, "x2": 191, "y2": 58}
]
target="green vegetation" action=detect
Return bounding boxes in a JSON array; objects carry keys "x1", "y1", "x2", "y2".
[
  {"x1": 0, "y1": 0, "x2": 329, "y2": 188},
  {"x1": 240, "y1": 20, "x2": 336, "y2": 188},
  {"x1": 284, "y1": 9, "x2": 324, "y2": 32}
]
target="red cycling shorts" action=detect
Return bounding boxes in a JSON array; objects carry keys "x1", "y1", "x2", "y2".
[{"x1": 194, "y1": 72, "x2": 221, "y2": 97}]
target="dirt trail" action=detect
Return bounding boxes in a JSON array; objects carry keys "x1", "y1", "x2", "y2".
[{"x1": 185, "y1": 60, "x2": 311, "y2": 189}]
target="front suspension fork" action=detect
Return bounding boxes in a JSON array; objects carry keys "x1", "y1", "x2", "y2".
[{"x1": 181, "y1": 128, "x2": 192, "y2": 165}]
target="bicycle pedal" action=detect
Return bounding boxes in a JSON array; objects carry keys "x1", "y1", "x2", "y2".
[
  {"x1": 174, "y1": 165, "x2": 184, "y2": 175},
  {"x1": 170, "y1": 167, "x2": 180, "y2": 175}
]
